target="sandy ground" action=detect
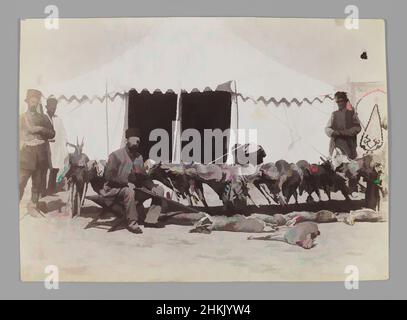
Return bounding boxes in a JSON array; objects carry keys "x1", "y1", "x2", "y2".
[{"x1": 19, "y1": 184, "x2": 389, "y2": 282}]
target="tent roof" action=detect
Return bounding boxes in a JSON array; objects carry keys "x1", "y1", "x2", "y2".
[{"x1": 41, "y1": 19, "x2": 333, "y2": 102}]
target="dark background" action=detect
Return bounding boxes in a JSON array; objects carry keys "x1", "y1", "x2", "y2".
[
  {"x1": 128, "y1": 89, "x2": 177, "y2": 161},
  {"x1": 128, "y1": 90, "x2": 231, "y2": 163},
  {"x1": 181, "y1": 91, "x2": 231, "y2": 163}
]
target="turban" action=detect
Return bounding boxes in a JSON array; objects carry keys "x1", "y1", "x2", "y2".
[
  {"x1": 125, "y1": 128, "x2": 141, "y2": 138},
  {"x1": 25, "y1": 89, "x2": 42, "y2": 101},
  {"x1": 334, "y1": 91, "x2": 348, "y2": 101},
  {"x1": 46, "y1": 97, "x2": 58, "y2": 107}
]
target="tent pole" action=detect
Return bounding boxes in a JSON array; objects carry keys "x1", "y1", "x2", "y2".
[
  {"x1": 178, "y1": 92, "x2": 183, "y2": 163},
  {"x1": 172, "y1": 90, "x2": 182, "y2": 163},
  {"x1": 121, "y1": 92, "x2": 129, "y2": 147},
  {"x1": 234, "y1": 80, "x2": 239, "y2": 133},
  {"x1": 234, "y1": 80, "x2": 240, "y2": 164},
  {"x1": 105, "y1": 81, "x2": 110, "y2": 158}
]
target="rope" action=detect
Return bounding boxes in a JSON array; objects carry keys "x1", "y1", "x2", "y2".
[
  {"x1": 309, "y1": 102, "x2": 331, "y2": 115},
  {"x1": 208, "y1": 143, "x2": 246, "y2": 164}
]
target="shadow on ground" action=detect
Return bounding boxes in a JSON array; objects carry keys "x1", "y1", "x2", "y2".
[
  {"x1": 80, "y1": 198, "x2": 366, "y2": 232},
  {"x1": 195, "y1": 199, "x2": 366, "y2": 216}
]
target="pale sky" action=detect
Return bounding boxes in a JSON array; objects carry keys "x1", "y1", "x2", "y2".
[{"x1": 20, "y1": 17, "x2": 387, "y2": 92}]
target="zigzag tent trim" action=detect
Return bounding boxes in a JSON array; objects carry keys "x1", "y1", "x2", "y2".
[
  {"x1": 235, "y1": 93, "x2": 334, "y2": 106},
  {"x1": 45, "y1": 90, "x2": 335, "y2": 107}
]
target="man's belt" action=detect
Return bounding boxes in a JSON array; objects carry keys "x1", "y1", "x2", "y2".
[{"x1": 23, "y1": 139, "x2": 46, "y2": 147}]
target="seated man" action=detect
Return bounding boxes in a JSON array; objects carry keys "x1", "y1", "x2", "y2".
[{"x1": 100, "y1": 128, "x2": 165, "y2": 234}]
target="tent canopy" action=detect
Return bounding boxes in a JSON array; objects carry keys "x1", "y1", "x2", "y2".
[
  {"x1": 41, "y1": 18, "x2": 333, "y2": 102},
  {"x1": 33, "y1": 18, "x2": 339, "y2": 162}
]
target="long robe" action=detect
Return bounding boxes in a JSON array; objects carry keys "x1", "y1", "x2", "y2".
[
  {"x1": 19, "y1": 111, "x2": 55, "y2": 170},
  {"x1": 325, "y1": 108, "x2": 361, "y2": 159},
  {"x1": 46, "y1": 114, "x2": 69, "y2": 170}
]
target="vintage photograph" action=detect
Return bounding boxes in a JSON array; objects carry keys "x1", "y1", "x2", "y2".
[{"x1": 19, "y1": 17, "x2": 388, "y2": 282}]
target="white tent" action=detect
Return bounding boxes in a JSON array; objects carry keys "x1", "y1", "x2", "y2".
[
  {"x1": 42, "y1": 19, "x2": 333, "y2": 100},
  {"x1": 38, "y1": 18, "x2": 335, "y2": 162}
]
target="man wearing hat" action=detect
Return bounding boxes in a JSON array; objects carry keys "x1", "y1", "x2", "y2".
[
  {"x1": 325, "y1": 91, "x2": 362, "y2": 195},
  {"x1": 100, "y1": 127, "x2": 165, "y2": 234},
  {"x1": 19, "y1": 89, "x2": 55, "y2": 208},
  {"x1": 45, "y1": 97, "x2": 69, "y2": 195},
  {"x1": 325, "y1": 91, "x2": 362, "y2": 160}
]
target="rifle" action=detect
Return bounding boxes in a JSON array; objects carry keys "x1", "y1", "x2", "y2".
[{"x1": 134, "y1": 187, "x2": 201, "y2": 214}]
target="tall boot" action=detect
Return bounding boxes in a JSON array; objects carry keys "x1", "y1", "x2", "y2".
[
  {"x1": 27, "y1": 193, "x2": 42, "y2": 217},
  {"x1": 31, "y1": 192, "x2": 40, "y2": 204}
]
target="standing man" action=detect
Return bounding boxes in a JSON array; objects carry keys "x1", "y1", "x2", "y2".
[
  {"x1": 19, "y1": 89, "x2": 55, "y2": 209},
  {"x1": 100, "y1": 128, "x2": 166, "y2": 234},
  {"x1": 325, "y1": 91, "x2": 362, "y2": 160},
  {"x1": 45, "y1": 97, "x2": 69, "y2": 195}
]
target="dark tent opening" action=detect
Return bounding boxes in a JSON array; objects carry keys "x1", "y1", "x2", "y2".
[
  {"x1": 128, "y1": 89, "x2": 177, "y2": 161},
  {"x1": 181, "y1": 91, "x2": 232, "y2": 163}
]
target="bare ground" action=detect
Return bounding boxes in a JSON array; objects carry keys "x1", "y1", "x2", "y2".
[{"x1": 19, "y1": 184, "x2": 389, "y2": 282}]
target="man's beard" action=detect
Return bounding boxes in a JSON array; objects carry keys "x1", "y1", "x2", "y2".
[{"x1": 128, "y1": 145, "x2": 139, "y2": 153}]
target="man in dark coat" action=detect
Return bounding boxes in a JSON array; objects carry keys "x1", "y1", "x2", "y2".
[
  {"x1": 100, "y1": 128, "x2": 165, "y2": 234},
  {"x1": 325, "y1": 91, "x2": 362, "y2": 159},
  {"x1": 19, "y1": 89, "x2": 55, "y2": 206}
]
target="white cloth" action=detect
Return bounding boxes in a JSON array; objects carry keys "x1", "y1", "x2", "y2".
[{"x1": 47, "y1": 114, "x2": 69, "y2": 169}]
